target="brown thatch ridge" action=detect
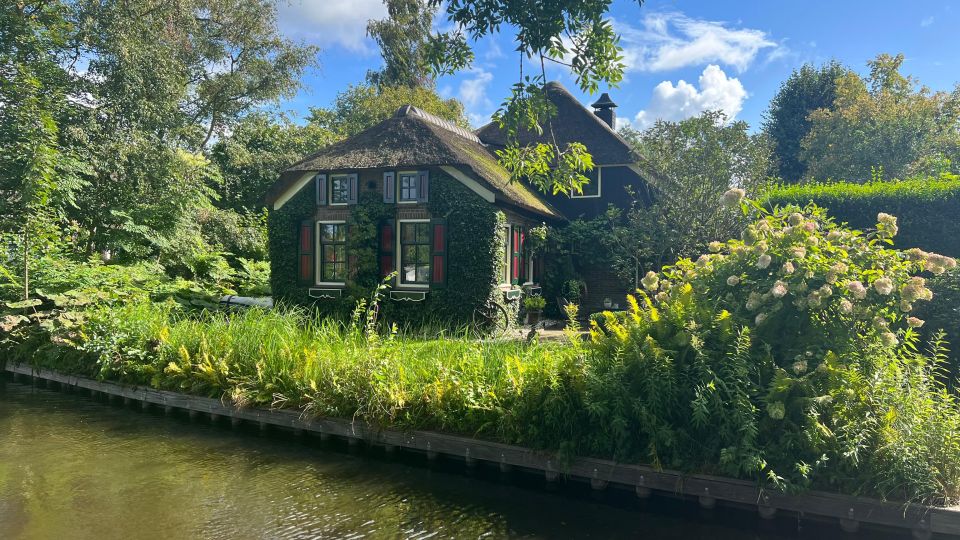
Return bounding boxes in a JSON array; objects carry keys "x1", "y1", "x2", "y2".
[
  {"x1": 266, "y1": 106, "x2": 561, "y2": 219},
  {"x1": 475, "y1": 81, "x2": 639, "y2": 166}
]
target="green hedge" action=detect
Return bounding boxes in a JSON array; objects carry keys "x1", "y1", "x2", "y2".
[{"x1": 762, "y1": 175, "x2": 960, "y2": 256}]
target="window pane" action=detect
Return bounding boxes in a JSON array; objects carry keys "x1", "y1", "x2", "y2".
[
  {"x1": 322, "y1": 263, "x2": 335, "y2": 281},
  {"x1": 401, "y1": 223, "x2": 415, "y2": 242},
  {"x1": 400, "y1": 175, "x2": 417, "y2": 201},
  {"x1": 417, "y1": 245, "x2": 430, "y2": 264},
  {"x1": 403, "y1": 264, "x2": 417, "y2": 283},
  {"x1": 416, "y1": 264, "x2": 430, "y2": 283},
  {"x1": 416, "y1": 223, "x2": 429, "y2": 243},
  {"x1": 331, "y1": 177, "x2": 350, "y2": 203},
  {"x1": 402, "y1": 245, "x2": 416, "y2": 261}
]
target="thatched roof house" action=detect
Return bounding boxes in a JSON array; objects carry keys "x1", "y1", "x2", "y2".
[{"x1": 265, "y1": 81, "x2": 652, "y2": 322}]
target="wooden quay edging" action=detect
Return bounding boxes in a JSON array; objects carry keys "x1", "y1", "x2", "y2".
[{"x1": 5, "y1": 361, "x2": 960, "y2": 538}]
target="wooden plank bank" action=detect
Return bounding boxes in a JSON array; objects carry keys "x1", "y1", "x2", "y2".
[{"x1": 5, "y1": 361, "x2": 959, "y2": 538}]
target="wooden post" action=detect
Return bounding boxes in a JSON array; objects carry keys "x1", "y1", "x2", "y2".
[
  {"x1": 839, "y1": 508, "x2": 859, "y2": 533},
  {"x1": 698, "y1": 487, "x2": 716, "y2": 510},
  {"x1": 590, "y1": 468, "x2": 608, "y2": 491},
  {"x1": 635, "y1": 475, "x2": 651, "y2": 499},
  {"x1": 544, "y1": 460, "x2": 559, "y2": 483}
]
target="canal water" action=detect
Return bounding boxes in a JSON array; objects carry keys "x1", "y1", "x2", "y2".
[{"x1": 0, "y1": 379, "x2": 890, "y2": 540}]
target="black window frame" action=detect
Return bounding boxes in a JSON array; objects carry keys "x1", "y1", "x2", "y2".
[
  {"x1": 399, "y1": 221, "x2": 431, "y2": 286},
  {"x1": 318, "y1": 222, "x2": 347, "y2": 284},
  {"x1": 330, "y1": 175, "x2": 351, "y2": 205},
  {"x1": 398, "y1": 173, "x2": 419, "y2": 202}
]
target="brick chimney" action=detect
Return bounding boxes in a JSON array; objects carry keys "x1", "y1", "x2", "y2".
[{"x1": 591, "y1": 92, "x2": 617, "y2": 129}]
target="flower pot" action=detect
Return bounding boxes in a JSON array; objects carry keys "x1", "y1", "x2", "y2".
[{"x1": 526, "y1": 310, "x2": 541, "y2": 326}]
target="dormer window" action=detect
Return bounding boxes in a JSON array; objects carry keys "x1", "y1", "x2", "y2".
[
  {"x1": 330, "y1": 175, "x2": 351, "y2": 204},
  {"x1": 399, "y1": 172, "x2": 419, "y2": 202}
]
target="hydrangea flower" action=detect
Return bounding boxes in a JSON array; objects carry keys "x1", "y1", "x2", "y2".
[
  {"x1": 708, "y1": 241, "x2": 723, "y2": 253},
  {"x1": 788, "y1": 212, "x2": 804, "y2": 226},
  {"x1": 755, "y1": 312, "x2": 768, "y2": 325},
  {"x1": 782, "y1": 261, "x2": 795, "y2": 274},
  {"x1": 757, "y1": 254, "x2": 772, "y2": 269},
  {"x1": 880, "y1": 331, "x2": 899, "y2": 347},
  {"x1": 726, "y1": 275, "x2": 741, "y2": 286},
  {"x1": 872, "y1": 277, "x2": 894, "y2": 296},
  {"x1": 839, "y1": 299, "x2": 854, "y2": 314},
  {"x1": 767, "y1": 401, "x2": 785, "y2": 420},
  {"x1": 907, "y1": 317, "x2": 925, "y2": 328},
  {"x1": 771, "y1": 280, "x2": 788, "y2": 298},
  {"x1": 641, "y1": 271, "x2": 659, "y2": 291},
  {"x1": 722, "y1": 188, "x2": 746, "y2": 209},
  {"x1": 847, "y1": 281, "x2": 867, "y2": 300}
]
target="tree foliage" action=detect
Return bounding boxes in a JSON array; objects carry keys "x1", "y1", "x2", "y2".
[
  {"x1": 621, "y1": 111, "x2": 773, "y2": 262},
  {"x1": 424, "y1": 0, "x2": 643, "y2": 195},
  {"x1": 309, "y1": 84, "x2": 467, "y2": 139},
  {"x1": 210, "y1": 113, "x2": 335, "y2": 212},
  {"x1": 366, "y1": 0, "x2": 437, "y2": 89},
  {"x1": 763, "y1": 61, "x2": 851, "y2": 182},
  {"x1": 801, "y1": 54, "x2": 960, "y2": 181},
  {"x1": 1, "y1": 0, "x2": 318, "y2": 266}
]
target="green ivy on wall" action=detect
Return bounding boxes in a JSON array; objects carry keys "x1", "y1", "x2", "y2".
[{"x1": 268, "y1": 171, "x2": 506, "y2": 327}]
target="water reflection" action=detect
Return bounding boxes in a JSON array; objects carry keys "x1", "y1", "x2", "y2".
[{"x1": 0, "y1": 380, "x2": 857, "y2": 539}]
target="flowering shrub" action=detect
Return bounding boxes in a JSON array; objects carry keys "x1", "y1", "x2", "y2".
[{"x1": 585, "y1": 191, "x2": 960, "y2": 504}]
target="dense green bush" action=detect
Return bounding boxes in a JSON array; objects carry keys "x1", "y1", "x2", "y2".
[
  {"x1": 582, "y1": 196, "x2": 960, "y2": 503},
  {"x1": 762, "y1": 174, "x2": 960, "y2": 256}
]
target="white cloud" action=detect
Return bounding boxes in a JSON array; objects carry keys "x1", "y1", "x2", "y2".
[
  {"x1": 277, "y1": 0, "x2": 387, "y2": 53},
  {"x1": 633, "y1": 65, "x2": 747, "y2": 128},
  {"x1": 458, "y1": 69, "x2": 494, "y2": 108},
  {"x1": 921, "y1": 16, "x2": 935, "y2": 27},
  {"x1": 617, "y1": 12, "x2": 777, "y2": 73}
]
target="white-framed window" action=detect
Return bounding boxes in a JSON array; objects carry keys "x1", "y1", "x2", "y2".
[
  {"x1": 501, "y1": 225, "x2": 511, "y2": 285},
  {"x1": 398, "y1": 171, "x2": 419, "y2": 202},
  {"x1": 397, "y1": 219, "x2": 431, "y2": 287},
  {"x1": 571, "y1": 167, "x2": 602, "y2": 198},
  {"x1": 330, "y1": 175, "x2": 351, "y2": 205},
  {"x1": 316, "y1": 221, "x2": 347, "y2": 285}
]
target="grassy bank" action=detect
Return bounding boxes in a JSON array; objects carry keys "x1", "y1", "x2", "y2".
[{"x1": 4, "y1": 201, "x2": 960, "y2": 507}]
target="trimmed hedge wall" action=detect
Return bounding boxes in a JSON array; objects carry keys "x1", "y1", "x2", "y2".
[
  {"x1": 763, "y1": 175, "x2": 960, "y2": 256},
  {"x1": 268, "y1": 171, "x2": 504, "y2": 327}
]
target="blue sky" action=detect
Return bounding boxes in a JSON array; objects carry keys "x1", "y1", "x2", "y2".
[{"x1": 275, "y1": 0, "x2": 959, "y2": 132}]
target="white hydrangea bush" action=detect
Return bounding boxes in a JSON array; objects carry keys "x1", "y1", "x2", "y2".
[{"x1": 644, "y1": 192, "x2": 955, "y2": 359}]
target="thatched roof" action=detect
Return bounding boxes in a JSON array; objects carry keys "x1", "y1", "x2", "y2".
[
  {"x1": 475, "y1": 81, "x2": 639, "y2": 165},
  {"x1": 266, "y1": 106, "x2": 560, "y2": 219}
]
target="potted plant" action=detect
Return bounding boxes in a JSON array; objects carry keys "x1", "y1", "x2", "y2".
[{"x1": 523, "y1": 295, "x2": 547, "y2": 325}]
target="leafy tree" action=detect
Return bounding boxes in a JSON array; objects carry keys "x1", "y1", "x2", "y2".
[
  {"x1": 309, "y1": 84, "x2": 467, "y2": 138},
  {"x1": 0, "y1": 1, "x2": 85, "y2": 300},
  {"x1": 425, "y1": 0, "x2": 643, "y2": 195},
  {"x1": 28, "y1": 0, "x2": 317, "y2": 259},
  {"x1": 801, "y1": 53, "x2": 960, "y2": 181},
  {"x1": 763, "y1": 61, "x2": 851, "y2": 182},
  {"x1": 210, "y1": 112, "x2": 336, "y2": 211},
  {"x1": 366, "y1": 0, "x2": 436, "y2": 89},
  {"x1": 621, "y1": 111, "x2": 773, "y2": 261}
]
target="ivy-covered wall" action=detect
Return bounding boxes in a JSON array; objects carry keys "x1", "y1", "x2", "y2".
[{"x1": 268, "y1": 169, "x2": 504, "y2": 327}]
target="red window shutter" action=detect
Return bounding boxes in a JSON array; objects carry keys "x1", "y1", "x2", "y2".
[
  {"x1": 431, "y1": 219, "x2": 446, "y2": 286},
  {"x1": 298, "y1": 220, "x2": 315, "y2": 285},
  {"x1": 379, "y1": 222, "x2": 394, "y2": 279}
]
